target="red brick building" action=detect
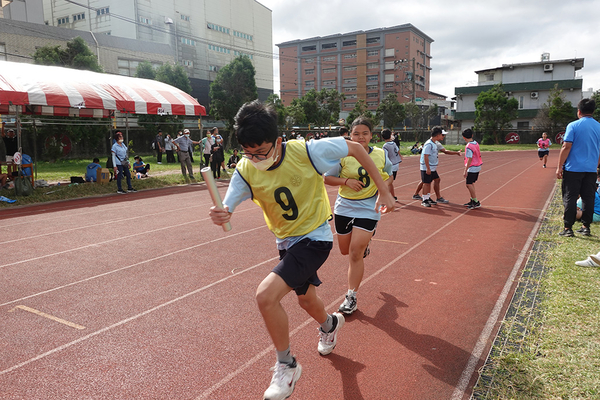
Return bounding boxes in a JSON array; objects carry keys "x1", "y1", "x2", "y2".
[{"x1": 277, "y1": 24, "x2": 434, "y2": 112}]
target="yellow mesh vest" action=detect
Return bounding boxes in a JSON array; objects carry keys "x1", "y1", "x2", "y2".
[
  {"x1": 237, "y1": 140, "x2": 332, "y2": 239},
  {"x1": 338, "y1": 147, "x2": 389, "y2": 200}
]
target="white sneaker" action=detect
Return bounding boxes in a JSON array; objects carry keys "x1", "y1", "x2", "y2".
[
  {"x1": 318, "y1": 312, "x2": 345, "y2": 355},
  {"x1": 338, "y1": 291, "x2": 358, "y2": 315},
  {"x1": 575, "y1": 257, "x2": 600, "y2": 267},
  {"x1": 263, "y1": 358, "x2": 302, "y2": 400}
]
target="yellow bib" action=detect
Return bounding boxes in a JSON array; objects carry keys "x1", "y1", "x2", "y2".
[
  {"x1": 338, "y1": 147, "x2": 389, "y2": 199},
  {"x1": 237, "y1": 140, "x2": 332, "y2": 239}
]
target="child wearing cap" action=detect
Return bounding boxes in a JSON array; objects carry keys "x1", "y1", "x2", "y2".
[{"x1": 462, "y1": 128, "x2": 483, "y2": 209}]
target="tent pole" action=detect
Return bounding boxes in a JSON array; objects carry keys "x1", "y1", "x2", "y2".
[{"x1": 125, "y1": 113, "x2": 129, "y2": 146}]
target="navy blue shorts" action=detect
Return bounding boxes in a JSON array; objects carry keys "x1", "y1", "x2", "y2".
[
  {"x1": 421, "y1": 170, "x2": 439, "y2": 184},
  {"x1": 466, "y1": 171, "x2": 479, "y2": 184},
  {"x1": 538, "y1": 150, "x2": 549, "y2": 159},
  {"x1": 274, "y1": 238, "x2": 333, "y2": 296},
  {"x1": 334, "y1": 214, "x2": 378, "y2": 235}
]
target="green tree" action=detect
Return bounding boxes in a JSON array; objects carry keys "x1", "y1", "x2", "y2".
[
  {"x1": 347, "y1": 100, "x2": 375, "y2": 125},
  {"x1": 376, "y1": 93, "x2": 406, "y2": 129},
  {"x1": 286, "y1": 99, "x2": 306, "y2": 126},
  {"x1": 32, "y1": 36, "x2": 103, "y2": 72},
  {"x1": 474, "y1": 84, "x2": 518, "y2": 144},
  {"x1": 265, "y1": 94, "x2": 287, "y2": 127},
  {"x1": 296, "y1": 89, "x2": 320, "y2": 126},
  {"x1": 591, "y1": 90, "x2": 600, "y2": 122},
  {"x1": 317, "y1": 88, "x2": 345, "y2": 126},
  {"x1": 135, "y1": 61, "x2": 156, "y2": 80},
  {"x1": 533, "y1": 85, "x2": 576, "y2": 134},
  {"x1": 209, "y1": 56, "x2": 258, "y2": 147},
  {"x1": 156, "y1": 63, "x2": 192, "y2": 94}
]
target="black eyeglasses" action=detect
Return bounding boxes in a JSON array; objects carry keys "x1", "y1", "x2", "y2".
[{"x1": 241, "y1": 142, "x2": 275, "y2": 161}]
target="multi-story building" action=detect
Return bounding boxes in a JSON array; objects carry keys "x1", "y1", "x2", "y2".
[
  {"x1": 455, "y1": 54, "x2": 584, "y2": 131},
  {"x1": 1, "y1": 0, "x2": 273, "y2": 111},
  {"x1": 277, "y1": 24, "x2": 434, "y2": 114}
]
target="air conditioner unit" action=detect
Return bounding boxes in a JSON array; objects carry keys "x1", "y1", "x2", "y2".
[
  {"x1": 531, "y1": 91, "x2": 539, "y2": 99},
  {"x1": 543, "y1": 64, "x2": 554, "y2": 72}
]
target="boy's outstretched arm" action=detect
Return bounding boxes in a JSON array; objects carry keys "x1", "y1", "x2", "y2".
[{"x1": 346, "y1": 141, "x2": 395, "y2": 214}]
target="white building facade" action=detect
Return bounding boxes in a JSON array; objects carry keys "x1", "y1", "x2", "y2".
[{"x1": 455, "y1": 55, "x2": 584, "y2": 132}]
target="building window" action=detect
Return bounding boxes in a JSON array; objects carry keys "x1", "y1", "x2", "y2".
[
  {"x1": 182, "y1": 60, "x2": 193, "y2": 67},
  {"x1": 323, "y1": 80, "x2": 336, "y2": 86},
  {"x1": 367, "y1": 50, "x2": 379, "y2": 57},
  {"x1": 385, "y1": 74, "x2": 394, "y2": 83},
  {"x1": 367, "y1": 101, "x2": 378, "y2": 106},
  {"x1": 323, "y1": 67, "x2": 336, "y2": 74},
  {"x1": 73, "y1": 13, "x2": 85, "y2": 21},
  {"x1": 346, "y1": 94, "x2": 357, "y2": 99},
  {"x1": 344, "y1": 78, "x2": 357, "y2": 84},
  {"x1": 366, "y1": 37, "x2": 380, "y2": 44},
  {"x1": 519, "y1": 96, "x2": 524, "y2": 109},
  {"x1": 343, "y1": 40, "x2": 357, "y2": 47},
  {"x1": 182, "y1": 37, "x2": 197, "y2": 46},
  {"x1": 96, "y1": 7, "x2": 109, "y2": 16},
  {"x1": 367, "y1": 62, "x2": 378, "y2": 69},
  {"x1": 384, "y1": 61, "x2": 394, "y2": 70},
  {"x1": 344, "y1": 103, "x2": 356, "y2": 108},
  {"x1": 322, "y1": 56, "x2": 335, "y2": 62},
  {"x1": 385, "y1": 83, "x2": 394, "y2": 88},
  {"x1": 305, "y1": 58, "x2": 314, "y2": 63},
  {"x1": 517, "y1": 121, "x2": 529, "y2": 129},
  {"x1": 485, "y1": 73, "x2": 495, "y2": 81},
  {"x1": 57, "y1": 16, "x2": 69, "y2": 25},
  {"x1": 305, "y1": 69, "x2": 315, "y2": 75},
  {"x1": 322, "y1": 42, "x2": 337, "y2": 49},
  {"x1": 344, "y1": 87, "x2": 356, "y2": 92},
  {"x1": 139, "y1": 16, "x2": 151, "y2": 24},
  {"x1": 385, "y1": 48, "x2": 394, "y2": 57},
  {"x1": 305, "y1": 81, "x2": 315, "y2": 88},
  {"x1": 233, "y1": 30, "x2": 253, "y2": 41},
  {"x1": 209, "y1": 65, "x2": 218, "y2": 72},
  {"x1": 367, "y1": 85, "x2": 378, "y2": 90},
  {"x1": 367, "y1": 93, "x2": 378, "y2": 98},
  {"x1": 208, "y1": 43, "x2": 230, "y2": 53},
  {"x1": 344, "y1": 66, "x2": 357, "y2": 72},
  {"x1": 302, "y1": 45, "x2": 317, "y2": 51},
  {"x1": 344, "y1": 53, "x2": 356, "y2": 59},
  {"x1": 117, "y1": 59, "x2": 141, "y2": 76},
  {"x1": 367, "y1": 75, "x2": 378, "y2": 82},
  {"x1": 180, "y1": 14, "x2": 190, "y2": 21}
]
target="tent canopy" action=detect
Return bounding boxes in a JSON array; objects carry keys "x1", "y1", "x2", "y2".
[{"x1": 0, "y1": 60, "x2": 206, "y2": 117}]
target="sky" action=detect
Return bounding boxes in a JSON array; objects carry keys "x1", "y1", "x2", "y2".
[{"x1": 257, "y1": 0, "x2": 600, "y2": 100}]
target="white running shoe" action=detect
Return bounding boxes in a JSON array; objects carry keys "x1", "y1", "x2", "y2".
[
  {"x1": 338, "y1": 291, "x2": 358, "y2": 315},
  {"x1": 263, "y1": 358, "x2": 302, "y2": 400},
  {"x1": 318, "y1": 312, "x2": 345, "y2": 355},
  {"x1": 575, "y1": 257, "x2": 600, "y2": 267}
]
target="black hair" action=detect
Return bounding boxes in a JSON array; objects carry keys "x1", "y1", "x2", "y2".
[
  {"x1": 462, "y1": 128, "x2": 473, "y2": 139},
  {"x1": 234, "y1": 100, "x2": 279, "y2": 147},
  {"x1": 381, "y1": 129, "x2": 392, "y2": 140},
  {"x1": 578, "y1": 98, "x2": 596, "y2": 115},
  {"x1": 431, "y1": 126, "x2": 443, "y2": 137},
  {"x1": 339, "y1": 127, "x2": 349, "y2": 135},
  {"x1": 350, "y1": 116, "x2": 373, "y2": 132},
  {"x1": 93, "y1": 157, "x2": 99, "y2": 163}
]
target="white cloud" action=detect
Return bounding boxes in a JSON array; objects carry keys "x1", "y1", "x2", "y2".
[{"x1": 259, "y1": 0, "x2": 600, "y2": 99}]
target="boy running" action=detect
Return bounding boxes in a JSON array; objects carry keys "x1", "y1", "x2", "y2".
[
  {"x1": 537, "y1": 132, "x2": 551, "y2": 168},
  {"x1": 419, "y1": 126, "x2": 461, "y2": 207},
  {"x1": 209, "y1": 101, "x2": 394, "y2": 400},
  {"x1": 381, "y1": 129, "x2": 402, "y2": 200},
  {"x1": 462, "y1": 128, "x2": 483, "y2": 209}
]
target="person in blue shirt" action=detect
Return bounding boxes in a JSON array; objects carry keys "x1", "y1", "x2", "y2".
[
  {"x1": 132, "y1": 156, "x2": 150, "y2": 178},
  {"x1": 111, "y1": 131, "x2": 136, "y2": 194},
  {"x1": 85, "y1": 158, "x2": 102, "y2": 182},
  {"x1": 556, "y1": 98, "x2": 600, "y2": 237}
]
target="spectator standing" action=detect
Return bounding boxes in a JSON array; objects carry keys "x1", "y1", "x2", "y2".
[
  {"x1": 210, "y1": 135, "x2": 225, "y2": 179},
  {"x1": 164, "y1": 134, "x2": 175, "y2": 163},
  {"x1": 537, "y1": 132, "x2": 552, "y2": 168},
  {"x1": 85, "y1": 158, "x2": 102, "y2": 182},
  {"x1": 1, "y1": 122, "x2": 18, "y2": 158},
  {"x1": 173, "y1": 128, "x2": 200, "y2": 180},
  {"x1": 201, "y1": 130, "x2": 215, "y2": 167},
  {"x1": 155, "y1": 130, "x2": 165, "y2": 164},
  {"x1": 111, "y1": 131, "x2": 136, "y2": 194},
  {"x1": 557, "y1": 98, "x2": 600, "y2": 237}
]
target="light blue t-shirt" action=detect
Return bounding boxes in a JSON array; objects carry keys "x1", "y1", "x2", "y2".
[
  {"x1": 465, "y1": 143, "x2": 482, "y2": 173},
  {"x1": 420, "y1": 139, "x2": 439, "y2": 171},
  {"x1": 563, "y1": 116, "x2": 600, "y2": 173},
  {"x1": 223, "y1": 137, "x2": 349, "y2": 250}
]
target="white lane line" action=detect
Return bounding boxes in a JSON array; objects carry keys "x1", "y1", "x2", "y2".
[
  {"x1": 0, "y1": 254, "x2": 280, "y2": 377},
  {"x1": 0, "y1": 224, "x2": 266, "y2": 308},
  {"x1": 9, "y1": 305, "x2": 86, "y2": 330},
  {"x1": 450, "y1": 181, "x2": 556, "y2": 400}
]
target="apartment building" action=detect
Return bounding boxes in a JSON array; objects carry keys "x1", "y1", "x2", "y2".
[
  {"x1": 277, "y1": 24, "x2": 434, "y2": 113},
  {"x1": 455, "y1": 54, "x2": 584, "y2": 131}
]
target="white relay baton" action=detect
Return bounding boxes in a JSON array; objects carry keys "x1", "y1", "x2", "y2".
[{"x1": 201, "y1": 167, "x2": 232, "y2": 232}]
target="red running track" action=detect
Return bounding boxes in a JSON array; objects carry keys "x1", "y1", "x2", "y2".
[{"x1": 0, "y1": 149, "x2": 556, "y2": 399}]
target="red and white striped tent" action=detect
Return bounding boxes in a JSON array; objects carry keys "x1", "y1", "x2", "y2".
[{"x1": 0, "y1": 60, "x2": 206, "y2": 117}]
